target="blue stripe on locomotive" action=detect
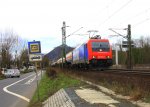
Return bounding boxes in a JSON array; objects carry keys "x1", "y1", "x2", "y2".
[
  {"x1": 84, "y1": 44, "x2": 88, "y2": 62},
  {"x1": 73, "y1": 43, "x2": 88, "y2": 64}
]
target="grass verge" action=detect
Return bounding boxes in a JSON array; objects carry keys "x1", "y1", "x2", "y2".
[
  {"x1": 58, "y1": 68, "x2": 150, "y2": 103},
  {"x1": 29, "y1": 68, "x2": 82, "y2": 107}
]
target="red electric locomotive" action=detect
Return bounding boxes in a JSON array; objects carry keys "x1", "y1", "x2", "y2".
[
  {"x1": 87, "y1": 37, "x2": 112, "y2": 67},
  {"x1": 71, "y1": 36, "x2": 112, "y2": 68},
  {"x1": 53, "y1": 35, "x2": 112, "y2": 68}
]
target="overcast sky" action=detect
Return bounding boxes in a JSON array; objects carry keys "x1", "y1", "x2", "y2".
[{"x1": 0, "y1": 0, "x2": 150, "y2": 53}]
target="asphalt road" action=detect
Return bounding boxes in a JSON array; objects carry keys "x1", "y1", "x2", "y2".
[{"x1": 0, "y1": 71, "x2": 42, "y2": 107}]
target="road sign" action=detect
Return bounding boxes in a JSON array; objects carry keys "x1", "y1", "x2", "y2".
[
  {"x1": 29, "y1": 54, "x2": 42, "y2": 62},
  {"x1": 28, "y1": 41, "x2": 41, "y2": 54},
  {"x1": 28, "y1": 41, "x2": 42, "y2": 101}
]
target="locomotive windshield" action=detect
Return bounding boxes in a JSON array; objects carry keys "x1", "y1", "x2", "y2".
[{"x1": 92, "y1": 42, "x2": 110, "y2": 52}]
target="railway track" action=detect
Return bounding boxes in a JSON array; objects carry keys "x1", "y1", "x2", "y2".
[{"x1": 91, "y1": 68, "x2": 150, "y2": 76}]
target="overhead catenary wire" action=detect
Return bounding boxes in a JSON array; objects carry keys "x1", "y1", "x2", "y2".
[
  {"x1": 133, "y1": 18, "x2": 150, "y2": 28},
  {"x1": 66, "y1": 27, "x2": 83, "y2": 38},
  {"x1": 101, "y1": 1, "x2": 150, "y2": 35},
  {"x1": 99, "y1": 0, "x2": 133, "y2": 27},
  {"x1": 71, "y1": 34, "x2": 89, "y2": 36},
  {"x1": 109, "y1": 28, "x2": 127, "y2": 39},
  {"x1": 117, "y1": 7, "x2": 150, "y2": 26},
  {"x1": 98, "y1": 0, "x2": 115, "y2": 15},
  {"x1": 108, "y1": 28, "x2": 127, "y2": 30}
]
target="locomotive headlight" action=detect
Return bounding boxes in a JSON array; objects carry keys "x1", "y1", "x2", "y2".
[
  {"x1": 107, "y1": 56, "x2": 110, "y2": 59},
  {"x1": 93, "y1": 56, "x2": 96, "y2": 59}
]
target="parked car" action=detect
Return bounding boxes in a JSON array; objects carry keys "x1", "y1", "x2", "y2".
[
  {"x1": 4, "y1": 69, "x2": 20, "y2": 78},
  {"x1": 20, "y1": 66, "x2": 26, "y2": 72},
  {"x1": 28, "y1": 66, "x2": 36, "y2": 71}
]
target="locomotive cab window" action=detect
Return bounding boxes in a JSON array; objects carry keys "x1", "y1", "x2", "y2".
[{"x1": 92, "y1": 42, "x2": 110, "y2": 52}]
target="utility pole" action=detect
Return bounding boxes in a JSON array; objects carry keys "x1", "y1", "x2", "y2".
[
  {"x1": 115, "y1": 44, "x2": 119, "y2": 66},
  {"x1": 62, "y1": 21, "x2": 66, "y2": 68},
  {"x1": 109, "y1": 24, "x2": 132, "y2": 69},
  {"x1": 61, "y1": 22, "x2": 83, "y2": 68},
  {"x1": 127, "y1": 24, "x2": 132, "y2": 69}
]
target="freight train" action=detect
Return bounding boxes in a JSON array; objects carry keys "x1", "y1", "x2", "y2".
[{"x1": 54, "y1": 36, "x2": 112, "y2": 68}]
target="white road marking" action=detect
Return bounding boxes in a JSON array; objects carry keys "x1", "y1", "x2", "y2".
[
  {"x1": 3, "y1": 73, "x2": 35, "y2": 102},
  {"x1": 25, "y1": 76, "x2": 36, "y2": 85},
  {"x1": 25, "y1": 72, "x2": 41, "y2": 85},
  {"x1": 38, "y1": 72, "x2": 41, "y2": 76}
]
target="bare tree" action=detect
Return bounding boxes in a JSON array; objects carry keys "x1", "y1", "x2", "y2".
[
  {"x1": 19, "y1": 48, "x2": 29, "y2": 67},
  {"x1": 0, "y1": 30, "x2": 18, "y2": 68}
]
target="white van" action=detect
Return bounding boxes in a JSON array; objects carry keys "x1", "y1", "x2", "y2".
[{"x1": 4, "y1": 69, "x2": 20, "y2": 78}]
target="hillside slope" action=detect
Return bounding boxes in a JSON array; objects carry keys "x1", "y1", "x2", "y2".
[{"x1": 45, "y1": 45, "x2": 74, "y2": 61}]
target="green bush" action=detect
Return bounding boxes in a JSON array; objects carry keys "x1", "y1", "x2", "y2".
[{"x1": 46, "y1": 67, "x2": 57, "y2": 78}]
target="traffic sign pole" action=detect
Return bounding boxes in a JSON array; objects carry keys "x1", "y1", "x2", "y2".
[
  {"x1": 35, "y1": 61, "x2": 40, "y2": 101},
  {"x1": 28, "y1": 40, "x2": 42, "y2": 102}
]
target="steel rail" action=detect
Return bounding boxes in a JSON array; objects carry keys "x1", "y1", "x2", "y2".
[{"x1": 90, "y1": 68, "x2": 150, "y2": 76}]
